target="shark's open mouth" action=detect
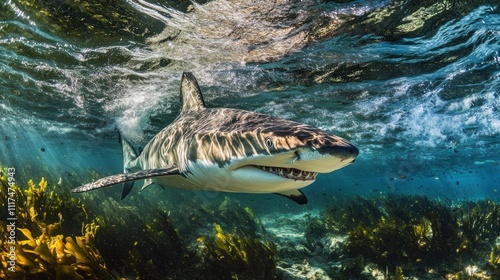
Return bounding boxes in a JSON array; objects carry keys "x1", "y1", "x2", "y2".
[{"x1": 254, "y1": 165, "x2": 317, "y2": 181}]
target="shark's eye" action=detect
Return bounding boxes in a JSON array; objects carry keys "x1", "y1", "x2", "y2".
[{"x1": 265, "y1": 137, "x2": 273, "y2": 148}]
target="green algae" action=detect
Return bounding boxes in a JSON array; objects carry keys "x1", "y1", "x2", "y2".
[
  {"x1": 0, "y1": 164, "x2": 278, "y2": 279},
  {"x1": 487, "y1": 245, "x2": 500, "y2": 278},
  {"x1": 0, "y1": 169, "x2": 112, "y2": 279},
  {"x1": 203, "y1": 223, "x2": 277, "y2": 280},
  {"x1": 6, "y1": 163, "x2": 500, "y2": 279},
  {"x1": 92, "y1": 198, "x2": 196, "y2": 279},
  {"x1": 306, "y1": 195, "x2": 500, "y2": 278}
]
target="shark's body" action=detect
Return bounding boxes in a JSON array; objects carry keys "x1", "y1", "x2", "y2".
[{"x1": 72, "y1": 72, "x2": 359, "y2": 204}]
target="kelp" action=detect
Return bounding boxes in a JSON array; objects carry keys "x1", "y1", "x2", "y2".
[
  {"x1": 0, "y1": 165, "x2": 278, "y2": 279},
  {"x1": 0, "y1": 171, "x2": 112, "y2": 279},
  {"x1": 90, "y1": 195, "x2": 276, "y2": 279},
  {"x1": 307, "y1": 195, "x2": 500, "y2": 278},
  {"x1": 459, "y1": 200, "x2": 500, "y2": 255},
  {"x1": 4, "y1": 161, "x2": 500, "y2": 279},
  {"x1": 0, "y1": 174, "x2": 89, "y2": 236},
  {"x1": 1, "y1": 223, "x2": 110, "y2": 279},
  {"x1": 170, "y1": 196, "x2": 262, "y2": 240},
  {"x1": 345, "y1": 196, "x2": 467, "y2": 268},
  {"x1": 93, "y1": 198, "x2": 195, "y2": 279},
  {"x1": 203, "y1": 223, "x2": 277, "y2": 280}
]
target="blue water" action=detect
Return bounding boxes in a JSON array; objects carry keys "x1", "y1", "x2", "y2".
[
  {"x1": 1, "y1": 0, "x2": 500, "y2": 278},
  {"x1": 2, "y1": 0, "x2": 498, "y2": 199}
]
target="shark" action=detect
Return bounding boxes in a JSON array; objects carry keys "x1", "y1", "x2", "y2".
[{"x1": 72, "y1": 72, "x2": 359, "y2": 204}]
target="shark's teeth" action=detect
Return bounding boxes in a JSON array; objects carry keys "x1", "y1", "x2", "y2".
[{"x1": 254, "y1": 165, "x2": 317, "y2": 181}]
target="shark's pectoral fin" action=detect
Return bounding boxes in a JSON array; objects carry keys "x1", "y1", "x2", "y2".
[
  {"x1": 140, "y1": 179, "x2": 153, "y2": 191},
  {"x1": 72, "y1": 167, "x2": 182, "y2": 194},
  {"x1": 275, "y1": 189, "x2": 308, "y2": 205}
]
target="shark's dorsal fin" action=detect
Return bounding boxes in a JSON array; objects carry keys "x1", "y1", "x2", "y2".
[{"x1": 181, "y1": 72, "x2": 206, "y2": 112}]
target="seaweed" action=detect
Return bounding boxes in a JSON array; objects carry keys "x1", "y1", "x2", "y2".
[
  {"x1": 0, "y1": 164, "x2": 280, "y2": 279},
  {"x1": 215, "y1": 197, "x2": 260, "y2": 238},
  {"x1": 304, "y1": 218, "x2": 328, "y2": 250},
  {"x1": 342, "y1": 196, "x2": 471, "y2": 270},
  {"x1": 322, "y1": 196, "x2": 387, "y2": 234},
  {"x1": 7, "y1": 177, "x2": 88, "y2": 235},
  {"x1": 1, "y1": 222, "x2": 111, "y2": 279},
  {"x1": 93, "y1": 198, "x2": 196, "y2": 279},
  {"x1": 202, "y1": 223, "x2": 277, "y2": 280},
  {"x1": 486, "y1": 245, "x2": 500, "y2": 278},
  {"x1": 305, "y1": 195, "x2": 500, "y2": 278},
  {"x1": 459, "y1": 200, "x2": 500, "y2": 255},
  {"x1": 170, "y1": 196, "x2": 262, "y2": 240},
  {"x1": 0, "y1": 171, "x2": 113, "y2": 279}
]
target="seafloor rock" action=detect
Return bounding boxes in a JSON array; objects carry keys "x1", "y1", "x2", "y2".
[{"x1": 277, "y1": 260, "x2": 332, "y2": 280}]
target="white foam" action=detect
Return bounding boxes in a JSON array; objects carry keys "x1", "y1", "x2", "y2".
[
  {"x1": 103, "y1": 74, "x2": 178, "y2": 142},
  {"x1": 0, "y1": 104, "x2": 13, "y2": 112}
]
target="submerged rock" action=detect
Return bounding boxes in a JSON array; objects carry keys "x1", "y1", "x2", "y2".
[{"x1": 277, "y1": 260, "x2": 332, "y2": 280}]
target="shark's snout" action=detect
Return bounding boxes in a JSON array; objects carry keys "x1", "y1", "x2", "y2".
[
  {"x1": 289, "y1": 137, "x2": 358, "y2": 174},
  {"x1": 307, "y1": 134, "x2": 359, "y2": 161},
  {"x1": 282, "y1": 127, "x2": 358, "y2": 163},
  {"x1": 317, "y1": 143, "x2": 358, "y2": 158}
]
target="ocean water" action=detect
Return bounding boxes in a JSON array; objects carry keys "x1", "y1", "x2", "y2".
[{"x1": 1, "y1": 0, "x2": 499, "y2": 279}]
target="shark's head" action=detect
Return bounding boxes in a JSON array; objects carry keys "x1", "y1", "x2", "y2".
[
  {"x1": 240, "y1": 121, "x2": 359, "y2": 177},
  {"x1": 186, "y1": 108, "x2": 359, "y2": 193},
  {"x1": 179, "y1": 72, "x2": 359, "y2": 196}
]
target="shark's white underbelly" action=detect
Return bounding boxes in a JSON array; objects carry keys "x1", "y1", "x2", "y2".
[
  {"x1": 151, "y1": 160, "x2": 314, "y2": 193},
  {"x1": 152, "y1": 174, "x2": 313, "y2": 193}
]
